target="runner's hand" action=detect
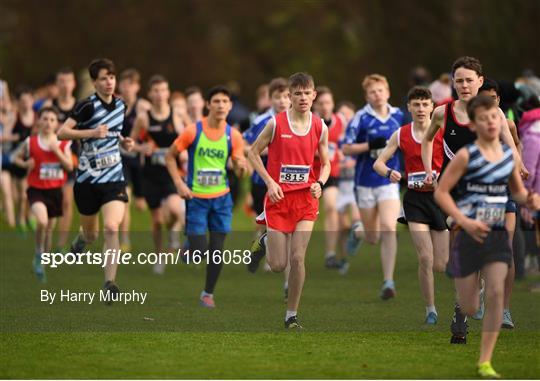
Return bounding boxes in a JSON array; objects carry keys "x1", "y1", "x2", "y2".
[
  {"x1": 310, "y1": 182, "x2": 322, "y2": 199},
  {"x1": 389, "y1": 170, "x2": 401, "y2": 183},
  {"x1": 176, "y1": 181, "x2": 193, "y2": 200},
  {"x1": 266, "y1": 179, "x2": 284, "y2": 203},
  {"x1": 120, "y1": 136, "x2": 134, "y2": 152},
  {"x1": 25, "y1": 158, "x2": 35, "y2": 170},
  {"x1": 460, "y1": 218, "x2": 490, "y2": 243},
  {"x1": 520, "y1": 161, "x2": 529, "y2": 180},
  {"x1": 526, "y1": 192, "x2": 540, "y2": 211},
  {"x1": 93, "y1": 124, "x2": 108, "y2": 138},
  {"x1": 139, "y1": 142, "x2": 154, "y2": 156}
]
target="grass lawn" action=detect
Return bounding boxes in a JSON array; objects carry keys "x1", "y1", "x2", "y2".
[{"x1": 1, "y1": 195, "x2": 539, "y2": 379}]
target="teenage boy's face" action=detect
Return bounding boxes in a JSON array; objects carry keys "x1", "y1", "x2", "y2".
[
  {"x1": 119, "y1": 79, "x2": 140, "y2": 100},
  {"x1": 39, "y1": 111, "x2": 58, "y2": 134},
  {"x1": 470, "y1": 106, "x2": 500, "y2": 140},
  {"x1": 314, "y1": 93, "x2": 334, "y2": 119},
  {"x1": 365, "y1": 82, "x2": 389, "y2": 108},
  {"x1": 94, "y1": 69, "x2": 116, "y2": 97},
  {"x1": 19, "y1": 93, "x2": 34, "y2": 110},
  {"x1": 453, "y1": 68, "x2": 483, "y2": 102},
  {"x1": 149, "y1": 82, "x2": 170, "y2": 105},
  {"x1": 290, "y1": 86, "x2": 316, "y2": 113},
  {"x1": 187, "y1": 93, "x2": 205, "y2": 115},
  {"x1": 338, "y1": 105, "x2": 355, "y2": 124},
  {"x1": 478, "y1": 89, "x2": 500, "y2": 106},
  {"x1": 407, "y1": 98, "x2": 434, "y2": 124},
  {"x1": 56, "y1": 73, "x2": 76, "y2": 97},
  {"x1": 207, "y1": 93, "x2": 232, "y2": 121},
  {"x1": 270, "y1": 90, "x2": 290, "y2": 113}
]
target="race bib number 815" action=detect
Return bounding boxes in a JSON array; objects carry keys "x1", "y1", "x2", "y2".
[{"x1": 279, "y1": 165, "x2": 310, "y2": 184}]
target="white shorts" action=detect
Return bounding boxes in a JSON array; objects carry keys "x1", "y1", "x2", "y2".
[
  {"x1": 337, "y1": 180, "x2": 356, "y2": 212},
  {"x1": 355, "y1": 183, "x2": 400, "y2": 209}
]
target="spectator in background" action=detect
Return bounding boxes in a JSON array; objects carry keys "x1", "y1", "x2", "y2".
[
  {"x1": 518, "y1": 96, "x2": 540, "y2": 276},
  {"x1": 226, "y1": 80, "x2": 251, "y2": 133},
  {"x1": 402, "y1": 66, "x2": 432, "y2": 124},
  {"x1": 32, "y1": 75, "x2": 58, "y2": 112},
  {"x1": 249, "y1": 84, "x2": 271, "y2": 126},
  {"x1": 429, "y1": 73, "x2": 453, "y2": 106},
  {"x1": 185, "y1": 86, "x2": 205, "y2": 124},
  {"x1": 337, "y1": 101, "x2": 356, "y2": 125}
]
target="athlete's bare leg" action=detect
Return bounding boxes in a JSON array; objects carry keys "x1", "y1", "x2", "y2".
[
  {"x1": 119, "y1": 186, "x2": 132, "y2": 248},
  {"x1": 409, "y1": 222, "x2": 436, "y2": 307},
  {"x1": 101, "y1": 200, "x2": 126, "y2": 282},
  {"x1": 479, "y1": 262, "x2": 508, "y2": 364},
  {"x1": 377, "y1": 199, "x2": 400, "y2": 282},
  {"x1": 30, "y1": 202, "x2": 49, "y2": 254},
  {"x1": 504, "y1": 212, "x2": 515, "y2": 310},
  {"x1": 1, "y1": 171, "x2": 15, "y2": 227},
  {"x1": 323, "y1": 186, "x2": 339, "y2": 257},
  {"x1": 359, "y1": 206, "x2": 380, "y2": 245},
  {"x1": 287, "y1": 220, "x2": 315, "y2": 312},
  {"x1": 266, "y1": 227, "x2": 289, "y2": 272},
  {"x1": 56, "y1": 182, "x2": 74, "y2": 249}
]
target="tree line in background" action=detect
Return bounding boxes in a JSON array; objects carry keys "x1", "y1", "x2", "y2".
[{"x1": 1, "y1": 0, "x2": 539, "y2": 107}]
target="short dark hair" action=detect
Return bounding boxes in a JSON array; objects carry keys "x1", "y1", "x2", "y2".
[
  {"x1": 288, "y1": 72, "x2": 314, "y2": 90},
  {"x1": 88, "y1": 58, "x2": 116, "y2": 80},
  {"x1": 206, "y1": 86, "x2": 231, "y2": 102},
  {"x1": 147, "y1": 74, "x2": 168, "y2": 90},
  {"x1": 119, "y1": 68, "x2": 141, "y2": 83},
  {"x1": 479, "y1": 78, "x2": 500, "y2": 97},
  {"x1": 407, "y1": 86, "x2": 432, "y2": 102},
  {"x1": 38, "y1": 106, "x2": 59, "y2": 119},
  {"x1": 15, "y1": 85, "x2": 32, "y2": 99},
  {"x1": 268, "y1": 78, "x2": 288, "y2": 96},
  {"x1": 185, "y1": 86, "x2": 203, "y2": 98},
  {"x1": 56, "y1": 67, "x2": 74, "y2": 79},
  {"x1": 315, "y1": 86, "x2": 332, "y2": 102},
  {"x1": 451, "y1": 56, "x2": 483, "y2": 77},
  {"x1": 466, "y1": 95, "x2": 496, "y2": 121}
]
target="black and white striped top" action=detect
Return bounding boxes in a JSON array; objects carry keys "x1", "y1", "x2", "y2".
[
  {"x1": 455, "y1": 142, "x2": 514, "y2": 228},
  {"x1": 72, "y1": 94, "x2": 125, "y2": 184}
]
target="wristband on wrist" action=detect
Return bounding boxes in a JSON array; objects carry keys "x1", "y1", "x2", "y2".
[
  {"x1": 317, "y1": 180, "x2": 325, "y2": 189},
  {"x1": 386, "y1": 169, "x2": 393, "y2": 178}
]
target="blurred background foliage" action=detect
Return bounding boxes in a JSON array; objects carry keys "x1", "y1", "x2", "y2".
[{"x1": 1, "y1": 0, "x2": 539, "y2": 105}]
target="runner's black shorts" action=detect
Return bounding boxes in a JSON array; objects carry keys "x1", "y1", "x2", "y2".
[
  {"x1": 449, "y1": 229, "x2": 512, "y2": 278},
  {"x1": 27, "y1": 187, "x2": 63, "y2": 218},
  {"x1": 402, "y1": 189, "x2": 447, "y2": 231},
  {"x1": 122, "y1": 155, "x2": 144, "y2": 197},
  {"x1": 323, "y1": 176, "x2": 339, "y2": 189},
  {"x1": 250, "y1": 182, "x2": 267, "y2": 216},
  {"x1": 74, "y1": 181, "x2": 128, "y2": 216},
  {"x1": 143, "y1": 176, "x2": 177, "y2": 210}
]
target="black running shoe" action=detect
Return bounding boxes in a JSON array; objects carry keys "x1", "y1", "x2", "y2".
[
  {"x1": 70, "y1": 234, "x2": 86, "y2": 254},
  {"x1": 103, "y1": 281, "x2": 120, "y2": 306},
  {"x1": 247, "y1": 232, "x2": 267, "y2": 273},
  {"x1": 324, "y1": 255, "x2": 340, "y2": 269},
  {"x1": 285, "y1": 315, "x2": 302, "y2": 329},
  {"x1": 450, "y1": 303, "x2": 468, "y2": 344}
]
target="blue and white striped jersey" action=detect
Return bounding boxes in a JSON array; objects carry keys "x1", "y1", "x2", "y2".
[
  {"x1": 344, "y1": 103, "x2": 403, "y2": 187},
  {"x1": 455, "y1": 143, "x2": 514, "y2": 229},
  {"x1": 72, "y1": 94, "x2": 126, "y2": 184},
  {"x1": 243, "y1": 108, "x2": 275, "y2": 186}
]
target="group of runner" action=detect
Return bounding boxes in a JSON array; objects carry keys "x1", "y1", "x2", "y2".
[{"x1": 1, "y1": 55, "x2": 540, "y2": 379}]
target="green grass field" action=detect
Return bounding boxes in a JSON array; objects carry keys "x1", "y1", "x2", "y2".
[{"x1": 1, "y1": 191, "x2": 539, "y2": 379}]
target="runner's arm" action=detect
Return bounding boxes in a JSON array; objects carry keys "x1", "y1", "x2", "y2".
[
  {"x1": 57, "y1": 118, "x2": 104, "y2": 140},
  {"x1": 499, "y1": 109, "x2": 527, "y2": 179},
  {"x1": 373, "y1": 130, "x2": 401, "y2": 183},
  {"x1": 247, "y1": 118, "x2": 276, "y2": 186},
  {"x1": 10, "y1": 138, "x2": 31, "y2": 168},
  {"x1": 433, "y1": 148, "x2": 469, "y2": 225},
  {"x1": 421, "y1": 105, "x2": 444, "y2": 181},
  {"x1": 317, "y1": 124, "x2": 331, "y2": 185}
]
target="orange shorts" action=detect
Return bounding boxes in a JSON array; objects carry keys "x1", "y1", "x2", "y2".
[{"x1": 256, "y1": 188, "x2": 319, "y2": 233}]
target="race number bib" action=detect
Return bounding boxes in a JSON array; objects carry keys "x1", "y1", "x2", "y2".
[
  {"x1": 94, "y1": 148, "x2": 121, "y2": 170},
  {"x1": 39, "y1": 163, "x2": 63, "y2": 180},
  {"x1": 279, "y1": 164, "x2": 310, "y2": 184},
  {"x1": 151, "y1": 148, "x2": 167, "y2": 166},
  {"x1": 476, "y1": 196, "x2": 507, "y2": 227},
  {"x1": 407, "y1": 171, "x2": 437, "y2": 190},
  {"x1": 369, "y1": 148, "x2": 384, "y2": 160},
  {"x1": 197, "y1": 169, "x2": 223, "y2": 186}
]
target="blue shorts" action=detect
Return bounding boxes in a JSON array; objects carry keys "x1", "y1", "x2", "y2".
[{"x1": 186, "y1": 193, "x2": 233, "y2": 235}]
